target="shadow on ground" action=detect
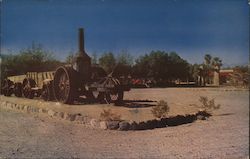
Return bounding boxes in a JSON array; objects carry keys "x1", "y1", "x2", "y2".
[
  {"x1": 114, "y1": 100, "x2": 157, "y2": 108},
  {"x1": 70, "y1": 99, "x2": 157, "y2": 108}
]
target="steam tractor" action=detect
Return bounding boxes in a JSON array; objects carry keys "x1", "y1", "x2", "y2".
[{"x1": 1, "y1": 28, "x2": 130, "y2": 104}]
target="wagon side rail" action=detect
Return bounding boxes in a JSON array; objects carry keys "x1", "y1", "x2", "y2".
[
  {"x1": 26, "y1": 71, "x2": 55, "y2": 89},
  {"x1": 7, "y1": 74, "x2": 26, "y2": 84}
]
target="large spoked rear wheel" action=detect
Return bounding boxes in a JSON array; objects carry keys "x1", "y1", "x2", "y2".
[{"x1": 53, "y1": 66, "x2": 77, "y2": 104}]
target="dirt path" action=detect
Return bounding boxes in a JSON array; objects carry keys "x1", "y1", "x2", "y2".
[{"x1": 0, "y1": 88, "x2": 249, "y2": 158}]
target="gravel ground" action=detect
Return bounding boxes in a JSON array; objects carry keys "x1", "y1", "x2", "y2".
[{"x1": 0, "y1": 88, "x2": 249, "y2": 158}]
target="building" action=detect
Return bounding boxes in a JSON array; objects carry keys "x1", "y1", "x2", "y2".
[{"x1": 219, "y1": 69, "x2": 234, "y2": 84}]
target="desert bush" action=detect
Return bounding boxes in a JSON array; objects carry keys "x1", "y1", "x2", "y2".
[
  {"x1": 199, "y1": 96, "x2": 220, "y2": 112},
  {"x1": 151, "y1": 100, "x2": 170, "y2": 118},
  {"x1": 100, "y1": 109, "x2": 121, "y2": 121}
]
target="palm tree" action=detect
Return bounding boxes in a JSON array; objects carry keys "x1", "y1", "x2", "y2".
[
  {"x1": 203, "y1": 54, "x2": 212, "y2": 85},
  {"x1": 204, "y1": 54, "x2": 212, "y2": 65},
  {"x1": 212, "y1": 57, "x2": 222, "y2": 70},
  {"x1": 194, "y1": 64, "x2": 206, "y2": 86},
  {"x1": 212, "y1": 57, "x2": 222, "y2": 86}
]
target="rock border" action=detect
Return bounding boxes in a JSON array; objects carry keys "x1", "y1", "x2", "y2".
[
  {"x1": 0, "y1": 100, "x2": 211, "y2": 131},
  {"x1": 0, "y1": 101, "x2": 90, "y2": 124}
]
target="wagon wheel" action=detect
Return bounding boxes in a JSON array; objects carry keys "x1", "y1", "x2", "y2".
[
  {"x1": 2, "y1": 79, "x2": 14, "y2": 96},
  {"x1": 23, "y1": 78, "x2": 36, "y2": 99},
  {"x1": 14, "y1": 82, "x2": 23, "y2": 97},
  {"x1": 42, "y1": 83, "x2": 54, "y2": 101},
  {"x1": 53, "y1": 66, "x2": 77, "y2": 104}
]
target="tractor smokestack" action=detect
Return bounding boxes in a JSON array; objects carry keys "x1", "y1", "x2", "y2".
[
  {"x1": 73, "y1": 28, "x2": 91, "y2": 80},
  {"x1": 78, "y1": 28, "x2": 84, "y2": 54}
]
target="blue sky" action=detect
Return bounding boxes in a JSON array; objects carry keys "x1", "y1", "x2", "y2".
[{"x1": 1, "y1": 0, "x2": 249, "y2": 66}]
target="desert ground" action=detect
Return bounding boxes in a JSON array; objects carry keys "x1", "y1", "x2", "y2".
[{"x1": 0, "y1": 87, "x2": 249, "y2": 158}]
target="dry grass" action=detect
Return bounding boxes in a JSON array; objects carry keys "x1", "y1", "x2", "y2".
[
  {"x1": 199, "y1": 96, "x2": 220, "y2": 113},
  {"x1": 100, "y1": 109, "x2": 121, "y2": 121},
  {"x1": 151, "y1": 100, "x2": 170, "y2": 118}
]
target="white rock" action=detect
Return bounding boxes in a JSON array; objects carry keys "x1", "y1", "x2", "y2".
[
  {"x1": 26, "y1": 106, "x2": 32, "y2": 113},
  {"x1": 57, "y1": 112, "x2": 64, "y2": 118},
  {"x1": 20, "y1": 105, "x2": 25, "y2": 110},
  {"x1": 90, "y1": 119, "x2": 100, "y2": 128},
  {"x1": 63, "y1": 113, "x2": 76, "y2": 121},
  {"x1": 48, "y1": 110, "x2": 56, "y2": 117},
  {"x1": 23, "y1": 105, "x2": 28, "y2": 112},
  {"x1": 100, "y1": 121, "x2": 107, "y2": 130},
  {"x1": 75, "y1": 115, "x2": 86, "y2": 124},
  {"x1": 39, "y1": 108, "x2": 43, "y2": 113},
  {"x1": 6, "y1": 102, "x2": 12, "y2": 108}
]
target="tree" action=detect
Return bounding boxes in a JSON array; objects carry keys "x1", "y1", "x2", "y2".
[
  {"x1": 1, "y1": 43, "x2": 62, "y2": 81},
  {"x1": 204, "y1": 54, "x2": 212, "y2": 65},
  {"x1": 65, "y1": 51, "x2": 74, "y2": 64},
  {"x1": 198, "y1": 64, "x2": 206, "y2": 86},
  {"x1": 212, "y1": 57, "x2": 222, "y2": 85},
  {"x1": 132, "y1": 50, "x2": 190, "y2": 85},
  {"x1": 98, "y1": 52, "x2": 116, "y2": 74},
  {"x1": 212, "y1": 57, "x2": 222, "y2": 70},
  {"x1": 133, "y1": 51, "x2": 168, "y2": 80},
  {"x1": 202, "y1": 54, "x2": 213, "y2": 85},
  {"x1": 168, "y1": 52, "x2": 189, "y2": 81},
  {"x1": 189, "y1": 63, "x2": 201, "y2": 83},
  {"x1": 112, "y1": 51, "x2": 133, "y2": 77},
  {"x1": 194, "y1": 54, "x2": 223, "y2": 86},
  {"x1": 228, "y1": 65, "x2": 248, "y2": 87},
  {"x1": 116, "y1": 49, "x2": 133, "y2": 66},
  {"x1": 132, "y1": 54, "x2": 150, "y2": 78},
  {"x1": 91, "y1": 52, "x2": 98, "y2": 64}
]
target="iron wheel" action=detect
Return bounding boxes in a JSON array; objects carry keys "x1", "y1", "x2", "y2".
[
  {"x1": 14, "y1": 82, "x2": 23, "y2": 97},
  {"x1": 22, "y1": 78, "x2": 35, "y2": 99},
  {"x1": 2, "y1": 79, "x2": 13, "y2": 96},
  {"x1": 53, "y1": 66, "x2": 77, "y2": 104},
  {"x1": 42, "y1": 83, "x2": 54, "y2": 101}
]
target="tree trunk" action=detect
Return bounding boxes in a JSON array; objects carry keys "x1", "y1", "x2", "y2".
[{"x1": 213, "y1": 70, "x2": 220, "y2": 86}]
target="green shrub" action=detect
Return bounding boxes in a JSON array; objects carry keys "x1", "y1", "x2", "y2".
[
  {"x1": 199, "y1": 96, "x2": 220, "y2": 112},
  {"x1": 100, "y1": 109, "x2": 121, "y2": 121},
  {"x1": 151, "y1": 100, "x2": 170, "y2": 118}
]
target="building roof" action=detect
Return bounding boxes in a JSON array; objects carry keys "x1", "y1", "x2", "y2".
[{"x1": 220, "y1": 69, "x2": 234, "y2": 73}]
